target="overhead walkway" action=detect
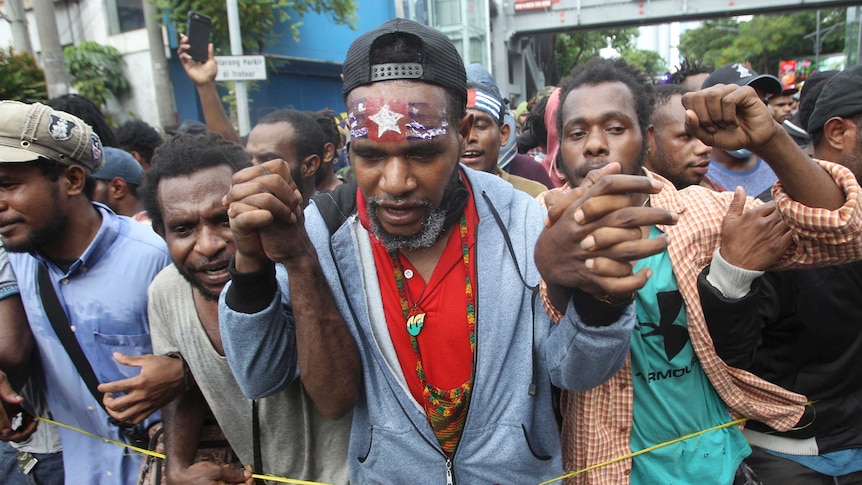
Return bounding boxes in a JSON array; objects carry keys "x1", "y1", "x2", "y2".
[{"x1": 490, "y1": 0, "x2": 862, "y2": 102}]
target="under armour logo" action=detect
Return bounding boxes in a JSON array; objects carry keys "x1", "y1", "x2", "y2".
[{"x1": 640, "y1": 290, "x2": 689, "y2": 361}]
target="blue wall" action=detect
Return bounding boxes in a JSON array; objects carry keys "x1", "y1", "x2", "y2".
[{"x1": 171, "y1": 1, "x2": 396, "y2": 130}]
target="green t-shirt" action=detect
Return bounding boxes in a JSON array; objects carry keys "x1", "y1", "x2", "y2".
[{"x1": 629, "y1": 226, "x2": 750, "y2": 484}]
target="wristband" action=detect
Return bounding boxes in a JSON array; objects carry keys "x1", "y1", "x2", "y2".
[
  {"x1": 166, "y1": 353, "x2": 191, "y2": 391},
  {"x1": 539, "y1": 280, "x2": 564, "y2": 324}
]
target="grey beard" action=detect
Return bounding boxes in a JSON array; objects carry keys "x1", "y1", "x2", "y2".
[{"x1": 366, "y1": 197, "x2": 447, "y2": 251}]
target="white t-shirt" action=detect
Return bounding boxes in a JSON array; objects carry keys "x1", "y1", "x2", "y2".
[{"x1": 148, "y1": 265, "x2": 350, "y2": 484}]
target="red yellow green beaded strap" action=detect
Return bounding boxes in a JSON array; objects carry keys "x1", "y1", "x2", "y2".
[{"x1": 390, "y1": 214, "x2": 476, "y2": 455}]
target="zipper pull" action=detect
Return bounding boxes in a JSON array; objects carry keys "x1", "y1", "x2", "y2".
[{"x1": 446, "y1": 458, "x2": 454, "y2": 485}]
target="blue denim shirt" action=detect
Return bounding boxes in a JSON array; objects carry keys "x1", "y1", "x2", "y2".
[
  {"x1": 9, "y1": 204, "x2": 170, "y2": 484},
  {"x1": 0, "y1": 242, "x2": 18, "y2": 300}
]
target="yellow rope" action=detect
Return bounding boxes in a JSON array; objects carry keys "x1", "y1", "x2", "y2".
[
  {"x1": 35, "y1": 416, "x2": 331, "y2": 485},
  {"x1": 39, "y1": 399, "x2": 818, "y2": 485}
]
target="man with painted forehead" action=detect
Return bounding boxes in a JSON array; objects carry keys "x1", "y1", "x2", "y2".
[{"x1": 218, "y1": 18, "x2": 641, "y2": 483}]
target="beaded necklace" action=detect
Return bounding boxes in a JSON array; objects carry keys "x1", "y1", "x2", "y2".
[{"x1": 390, "y1": 214, "x2": 476, "y2": 455}]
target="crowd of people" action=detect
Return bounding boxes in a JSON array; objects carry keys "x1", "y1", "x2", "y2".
[{"x1": 0, "y1": 16, "x2": 861, "y2": 485}]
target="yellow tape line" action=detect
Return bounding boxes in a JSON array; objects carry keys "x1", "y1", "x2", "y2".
[
  {"x1": 539, "y1": 417, "x2": 749, "y2": 485},
  {"x1": 35, "y1": 416, "x2": 331, "y2": 485},
  {"x1": 39, "y1": 399, "x2": 816, "y2": 485}
]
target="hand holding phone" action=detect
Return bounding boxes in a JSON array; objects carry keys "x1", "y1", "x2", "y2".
[{"x1": 186, "y1": 11, "x2": 212, "y2": 63}]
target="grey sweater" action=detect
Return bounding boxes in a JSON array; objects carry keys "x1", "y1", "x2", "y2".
[{"x1": 219, "y1": 168, "x2": 635, "y2": 484}]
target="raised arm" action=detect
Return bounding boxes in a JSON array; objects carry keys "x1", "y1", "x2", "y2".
[
  {"x1": 177, "y1": 33, "x2": 242, "y2": 145},
  {"x1": 682, "y1": 84, "x2": 844, "y2": 209},
  {"x1": 221, "y1": 159, "x2": 360, "y2": 419}
]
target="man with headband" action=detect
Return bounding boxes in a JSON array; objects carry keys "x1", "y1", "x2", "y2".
[
  {"x1": 461, "y1": 81, "x2": 549, "y2": 196},
  {"x1": 218, "y1": 18, "x2": 660, "y2": 482}
]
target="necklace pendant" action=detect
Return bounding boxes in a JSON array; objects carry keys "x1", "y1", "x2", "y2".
[{"x1": 406, "y1": 312, "x2": 426, "y2": 337}]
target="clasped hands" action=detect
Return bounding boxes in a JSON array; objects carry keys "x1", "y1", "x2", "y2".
[
  {"x1": 537, "y1": 82, "x2": 780, "y2": 306},
  {"x1": 536, "y1": 163, "x2": 678, "y2": 306},
  {"x1": 223, "y1": 159, "x2": 309, "y2": 273}
]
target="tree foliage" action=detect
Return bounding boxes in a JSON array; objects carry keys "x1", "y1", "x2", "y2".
[
  {"x1": 679, "y1": 10, "x2": 845, "y2": 74},
  {"x1": 555, "y1": 27, "x2": 639, "y2": 75},
  {"x1": 156, "y1": 0, "x2": 359, "y2": 54},
  {"x1": 621, "y1": 48, "x2": 667, "y2": 79},
  {"x1": 676, "y1": 18, "x2": 739, "y2": 70},
  {"x1": 0, "y1": 47, "x2": 47, "y2": 103},
  {"x1": 63, "y1": 41, "x2": 129, "y2": 108}
]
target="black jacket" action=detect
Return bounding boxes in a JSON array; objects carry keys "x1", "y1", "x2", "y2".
[{"x1": 698, "y1": 262, "x2": 862, "y2": 453}]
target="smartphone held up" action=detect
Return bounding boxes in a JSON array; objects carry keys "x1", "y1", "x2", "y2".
[{"x1": 186, "y1": 11, "x2": 212, "y2": 63}]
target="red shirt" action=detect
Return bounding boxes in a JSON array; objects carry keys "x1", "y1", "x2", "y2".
[{"x1": 357, "y1": 177, "x2": 478, "y2": 406}]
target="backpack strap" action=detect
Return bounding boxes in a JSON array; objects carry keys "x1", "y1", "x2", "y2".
[
  {"x1": 310, "y1": 182, "x2": 358, "y2": 235},
  {"x1": 37, "y1": 263, "x2": 147, "y2": 447}
]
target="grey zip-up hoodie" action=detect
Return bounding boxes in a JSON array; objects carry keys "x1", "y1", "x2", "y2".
[{"x1": 219, "y1": 168, "x2": 635, "y2": 484}]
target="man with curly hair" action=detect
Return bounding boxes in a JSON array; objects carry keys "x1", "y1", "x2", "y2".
[
  {"x1": 537, "y1": 56, "x2": 862, "y2": 484},
  {"x1": 114, "y1": 119, "x2": 163, "y2": 171}
]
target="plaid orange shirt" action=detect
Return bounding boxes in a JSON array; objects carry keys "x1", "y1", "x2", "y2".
[{"x1": 539, "y1": 160, "x2": 862, "y2": 484}]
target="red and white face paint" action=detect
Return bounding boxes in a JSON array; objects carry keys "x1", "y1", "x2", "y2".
[{"x1": 349, "y1": 97, "x2": 449, "y2": 143}]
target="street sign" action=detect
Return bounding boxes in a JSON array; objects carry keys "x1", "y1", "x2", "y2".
[{"x1": 214, "y1": 55, "x2": 267, "y2": 81}]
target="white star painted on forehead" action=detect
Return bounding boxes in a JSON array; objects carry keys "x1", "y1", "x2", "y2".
[{"x1": 369, "y1": 104, "x2": 404, "y2": 137}]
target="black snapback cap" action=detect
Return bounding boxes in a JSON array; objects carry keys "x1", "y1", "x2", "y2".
[
  {"x1": 701, "y1": 63, "x2": 782, "y2": 96},
  {"x1": 789, "y1": 70, "x2": 837, "y2": 135},
  {"x1": 341, "y1": 18, "x2": 466, "y2": 108},
  {"x1": 807, "y1": 65, "x2": 862, "y2": 134}
]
